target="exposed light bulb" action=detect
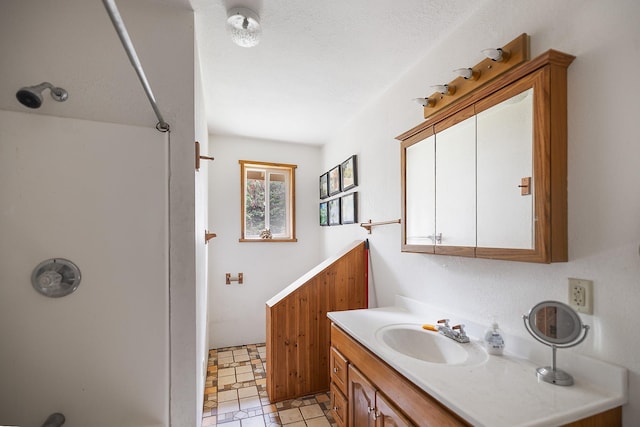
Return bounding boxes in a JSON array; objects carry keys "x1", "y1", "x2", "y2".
[
  {"x1": 431, "y1": 84, "x2": 456, "y2": 96},
  {"x1": 413, "y1": 97, "x2": 435, "y2": 107},
  {"x1": 482, "y1": 48, "x2": 505, "y2": 62},
  {"x1": 453, "y1": 68, "x2": 479, "y2": 80}
]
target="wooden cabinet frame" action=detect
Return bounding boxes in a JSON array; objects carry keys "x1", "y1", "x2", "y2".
[
  {"x1": 331, "y1": 323, "x2": 621, "y2": 426},
  {"x1": 398, "y1": 50, "x2": 575, "y2": 263},
  {"x1": 331, "y1": 324, "x2": 468, "y2": 426}
]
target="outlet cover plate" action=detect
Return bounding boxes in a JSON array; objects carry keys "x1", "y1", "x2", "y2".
[{"x1": 568, "y1": 278, "x2": 593, "y2": 314}]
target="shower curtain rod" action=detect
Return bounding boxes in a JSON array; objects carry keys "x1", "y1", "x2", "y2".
[{"x1": 102, "y1": 0, "x2": 170, "y2": 132}]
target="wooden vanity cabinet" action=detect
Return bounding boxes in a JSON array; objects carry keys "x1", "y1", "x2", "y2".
[
  {"x1": 330, "y1": 382, "x2": 349, "y2": 427},
  {"x1": 330, "y1": 346, "x2": 349, "y2": 427},
  {"x1": 330, "y1": 323, "x2": 469, "y2": 427},
  {"x1": 349, "y1": 365, "x2": 412, "y2": 427},
  {"x1": 330, "y1": 322, "x2": 622, "y2": 427}
]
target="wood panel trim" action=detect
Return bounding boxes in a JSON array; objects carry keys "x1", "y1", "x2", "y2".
[
  {"x1": 561, "y1": 406, "x2": 621, "y2": 427},
  {"x1": 266, "y1": 242, "x2": 367, "y2": 402}
]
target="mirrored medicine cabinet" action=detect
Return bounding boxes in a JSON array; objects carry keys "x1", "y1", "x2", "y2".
[{"x1": 397, "y1": 50, "x2": 575, "y2": 263}]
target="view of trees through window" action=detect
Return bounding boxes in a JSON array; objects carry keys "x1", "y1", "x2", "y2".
[
  {"x1": 240, "y1": 160, "x2": 296, "y2": 241},
  {"x1": 243, "y1": 166, "x2": 291, "y2": 239}
]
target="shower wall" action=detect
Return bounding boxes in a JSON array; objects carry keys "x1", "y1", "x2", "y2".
[{"x1": 0, "y1": 110, "x2": 169, "y2": 427}]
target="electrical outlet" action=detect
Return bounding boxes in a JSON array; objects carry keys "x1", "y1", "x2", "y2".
[{"x1": 568, "y1": 278, "x2": 593, "y2": 314}]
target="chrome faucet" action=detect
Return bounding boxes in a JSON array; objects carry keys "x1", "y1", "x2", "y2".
[{"x1": 437, "y1": 319, "x2": 470, "y2": 343}]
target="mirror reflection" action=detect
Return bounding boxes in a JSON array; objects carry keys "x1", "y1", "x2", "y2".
[
  {"x1": 532, "y1": 305, "x2": 580, "y2": 342},
  {"x1": 526, "y1": 301, "x2": 582, "y2": 344}
]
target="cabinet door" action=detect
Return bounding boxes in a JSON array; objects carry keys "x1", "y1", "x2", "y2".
[
  {"x1": 476, "y1": 87, "x2": 534, "y2": 249},
  {"x1": 375, "y1": 392, "x2": 413, "y2": 427},
  {"x1": 349, "y1": 365, "x2": 376, "y2": 427},
  {"x1": 403, "y1": 132, "x2": 436, "y2": 248},
  {"x1": 434, "y1": 106, "x2": 476, "y2": 253}
]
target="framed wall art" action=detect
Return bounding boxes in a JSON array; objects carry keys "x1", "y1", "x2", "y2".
[
  {"x1": 319, "y1": 202, "x2": 328, "y2": 226},
  {"x1": 328, "y1": 165, "x2": 341, "y2": 196},
  {"x1": 341, "y1": 192, "x2": 358, "y2": 224},
  {"x1": 328, "y1": 197, "x2": 341, "y2": 226},
  {"x1": 340, "y1": 155, "x2": 358, "y2": 191},
  {"x1": 319, "y1": 173, "x2": 329, "y2": 199}
]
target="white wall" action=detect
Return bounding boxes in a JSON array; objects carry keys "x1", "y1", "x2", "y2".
[
  {"x1": 0, "y1": 1, "x2": 201, "y2": 425},
  {"x1": 321, "y1": 0, "x2": 640, "y2": 424},
  {"x1": 0, "y1": 111, "x2": 169, "y2": 427},
  {"x1": 194, "y1": 43, "x2": 210, "y2": 427},
  {"x1": 208, "y1": 136, "x2": 322, "y2": 348}
]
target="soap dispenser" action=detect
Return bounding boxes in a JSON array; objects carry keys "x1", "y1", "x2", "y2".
[{"x1": 484, "y1": 322, "x2": 505, "y2": 355}]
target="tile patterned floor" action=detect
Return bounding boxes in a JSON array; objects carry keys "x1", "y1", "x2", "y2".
[{"x1": 203, "y1": 343, "x2": 337, "y2": 427}]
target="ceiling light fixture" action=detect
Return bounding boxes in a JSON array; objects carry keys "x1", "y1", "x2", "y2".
[{"x1": 226, "y1": 7, "x2": 261, "y2": 48}]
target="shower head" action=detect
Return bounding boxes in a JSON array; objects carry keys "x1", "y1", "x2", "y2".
[{"x1": 16, "y1": 82, "x2": 68, "y2": 109}]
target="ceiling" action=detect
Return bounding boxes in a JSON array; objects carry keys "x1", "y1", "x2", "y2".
[
  {"x1": 192, "y1": 0, "x2": 486, "y2": 145},
  {"x1": 0, "y1": 0, "x2": 486, "y2": 147}
]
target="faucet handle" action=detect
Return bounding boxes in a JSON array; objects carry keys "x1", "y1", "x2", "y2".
[
  {"x1": 437, "y1": 319, "x2": 450, "y2": 328},
  {"x1": 452, "y1": 324, "x2": 467, "y2": 336}
]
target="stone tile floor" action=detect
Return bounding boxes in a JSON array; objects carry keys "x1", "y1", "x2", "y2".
[{"x1": 202, "y1": 343, "x2": 337, "y2": 427}]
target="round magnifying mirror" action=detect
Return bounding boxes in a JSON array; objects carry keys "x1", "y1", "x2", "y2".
[
  {"x1": 523, "y1": 300, "x2": 589, "y2": 386},
  {"x1": 526, "y1": 300, "x2": 582, "y2": 345}
]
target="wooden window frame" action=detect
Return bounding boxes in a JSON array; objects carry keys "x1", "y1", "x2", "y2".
[{"x1": 239, "y1": 160, "x2": 297, "y2": 242}]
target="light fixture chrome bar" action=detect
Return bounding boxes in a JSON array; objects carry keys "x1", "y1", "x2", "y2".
[{"x1": 102, "y1": 0, "x2": 170, "y2": 132}]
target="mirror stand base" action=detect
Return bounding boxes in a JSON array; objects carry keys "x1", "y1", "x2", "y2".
[{"x1": 536, "y1": 366, "x2": 574, "y2": 386}]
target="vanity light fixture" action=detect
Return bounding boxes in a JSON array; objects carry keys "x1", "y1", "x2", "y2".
[
  {"x1": 482, "y1": 47, "x2": 509, "y2": 62},
  {"x1": 413, "y1": 97, "x2": 435, "y2": 108},
  {"x1": 453, "y1": 67, "x2": 479, "y2": 80},
  {"x1": 431, "y1": 84, "x2": 456, "y2": 96},
  {"x1": 412, "y1": 34, "x2": 529, "y2": 120},
  {"x1": 226, "y1": 7, "x2": 262, "y2": 48}
]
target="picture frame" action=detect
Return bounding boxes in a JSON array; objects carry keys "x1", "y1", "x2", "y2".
[
  {"x1": 319, "y1": 202, "x2": 328, "y2": 226},
  {"x1": 319, "y1": 173, "x2": 329, "y2": 199},
  {"x1": 328, "y1": 165, "x2": 341, "y2": 196},
  {"x1": 341, "y1": 192, "x2": 358, "y2": 224},
  {"x1": 340, "y1": 155, "x2": 358, "y2": 191},
  {"x1": 328, "y1": 197, "x2": 341, "y2": 226}
]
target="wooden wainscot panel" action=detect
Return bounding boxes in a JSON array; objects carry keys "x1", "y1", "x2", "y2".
[{"x1": 266, "y1": 241, "x2": 367, "y2": 402}]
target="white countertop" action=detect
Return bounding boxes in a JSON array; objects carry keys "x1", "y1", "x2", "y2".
[{"x1": 327, "y1": 296, "x2": 627, "y2": 427}]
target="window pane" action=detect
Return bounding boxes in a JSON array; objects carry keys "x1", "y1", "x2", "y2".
[
  {"x1": 245, "y1": 172, "x2": 265, "y2": 236},
  {"x1": 269, "y1": 173, "x2": 286, "y2": 234},
  {"x1": 239, "y1": 160, "x2": 296, "y2": 241}
]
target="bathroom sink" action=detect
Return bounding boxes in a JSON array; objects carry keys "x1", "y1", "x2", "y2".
[{"x1": 375, "y1": 324, "x2": 488, "y2": 366}]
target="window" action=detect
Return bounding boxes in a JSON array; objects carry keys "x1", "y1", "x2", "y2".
[{"x1": 239, "y1": 160, "x2": 297, "y2": 242}]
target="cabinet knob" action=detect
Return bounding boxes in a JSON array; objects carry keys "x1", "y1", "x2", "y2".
[{"x1": 333, "y1": 367, "x2": 338, "y2": 373}]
